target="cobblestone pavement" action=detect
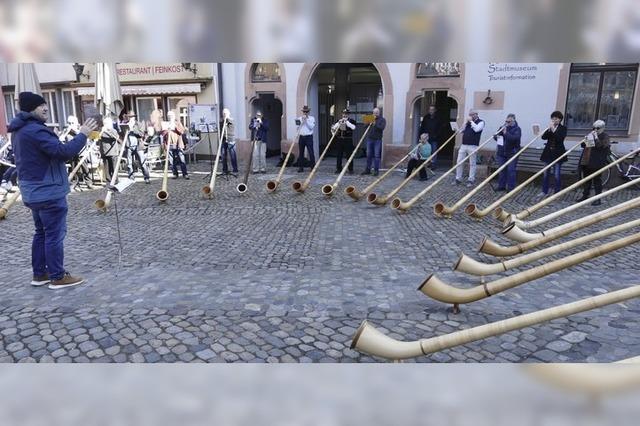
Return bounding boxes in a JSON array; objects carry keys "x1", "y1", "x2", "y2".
[{"x1": 1, "y1": 156, "x2": 639, "y2": 363}]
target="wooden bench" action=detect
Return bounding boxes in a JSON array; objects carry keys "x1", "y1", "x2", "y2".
[{"x1": 488, "y1": 147, "x2": 582, "y2": 183}]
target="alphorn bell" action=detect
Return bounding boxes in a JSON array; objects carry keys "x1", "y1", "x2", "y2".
[
  {"x1": 480, "y1": 196, "x2": 640, "y2": 256},
  {"x1": 95, "y1": 131, "x2": 129, "y2": 211},
  {"x1": 351, "y1": 284, "x2": 640, "y2": 361},
  {"x1": 390, "y1": 129, "x2": 504, "y2": 213},
  {"x1": 466, "y1": 140, "x2": 583, "y2": 220},
  {"x1": 456, "y1": 216, "x2": 640, "y2": 276},
  {"x1": 202, "y1": 118, "x2": 228, "y2": 198},
  {"x1": 236, "y1": 138, "x2": 256, "y2": 194},
  {"x1": 292, "y1": 129, "x2": 339, "y2": 193},
  {"x1": 434, "y1": 129, "x2": 546, "y2": 218},
  {"x1": 266, "y1": 126, "x2": 303, "y2": 193},
  {"x1": 495, "y1": 145, "x2": 640, "y2": 223},
  {"x1": 421, "y1": 231, "x2": 640, "y2": 306},
  {"x1": 0, "y1": 188, "x2": 21, "y2": 220},
  {"x1": 507, "y1": 176, "x2": 640, "y2": 231},
  {"x1": 366, "y1": 130, "x2": 459, "y2": 206},
  {"x1": 321, "y1": 121, "x2": 373, "y2": 197}
]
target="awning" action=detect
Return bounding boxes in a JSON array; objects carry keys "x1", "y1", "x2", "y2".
[{"x1": 77, "y1": 83, "x2": 202, "y2": 96}]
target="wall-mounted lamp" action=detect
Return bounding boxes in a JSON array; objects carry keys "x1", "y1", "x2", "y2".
[
  {"x1": 482, "y1": 89, "x2": 494, "y2": 105},
  {"x1": 72, "y1": 62, "x2": 90, "y2": 82},
  {"x1": 181, "y1": 62, "x2": 198, "y2": 77}
]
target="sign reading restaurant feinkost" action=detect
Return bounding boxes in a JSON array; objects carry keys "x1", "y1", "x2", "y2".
[
  {"x1": 487, "y1": 63, "x2": 538, "y2": 81},
  {"x1": 85, "y1": 63, "x2": 201, "y2": 82}
]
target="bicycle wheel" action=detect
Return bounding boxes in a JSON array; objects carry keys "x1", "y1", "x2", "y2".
[
  {"x1": 578, "y1": 166, "x2": 611, "y2": 188},
  {"x1": 619, "y1": 156, "x2": 640, "y2": 189}
]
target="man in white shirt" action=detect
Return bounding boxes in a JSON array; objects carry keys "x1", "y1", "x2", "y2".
[
  {"x1": 455, "y1": 109, "x2": 485, "y2": 187},
  {"x1": 331, "y1": 108, "x2": 357, "y2": 174},
  {"x1": 296, "y1": 105, "x2": 316, "y2": 172}
]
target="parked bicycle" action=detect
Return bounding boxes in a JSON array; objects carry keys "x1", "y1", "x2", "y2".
[{"x1": 579, "y1": 141, "x2": 640, "y2": 188}]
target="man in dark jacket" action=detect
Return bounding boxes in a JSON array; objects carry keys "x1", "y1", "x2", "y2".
[
  {"x1": 9, "y1": 92, "x2": 97, "y2": 289},
  {"x1": 361, "y1": 107, "x2": 386, "y2": 176},
  {"x1": 249, "y1": 112, "x2": 269, "y2": 173},
  {"x1": 494, "y1": 113, "x2": 522, "y2": 191},
  {"x1": 419, "y1": 105, "x2": 443, "y2": 169},
  {"x1": 578, "y1": 119, "x2": 610, "y2": 205},
  {"x1": 331, "y1": 109, "x2": 356, "y2": 174}
]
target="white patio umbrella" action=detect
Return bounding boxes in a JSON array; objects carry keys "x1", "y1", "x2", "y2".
[
  {"x1": 14, "y1": 63, "x2": 42, "y2": 111},
  {"x1": 94, "y1": 62, "x2": 124, "y2": 118}
]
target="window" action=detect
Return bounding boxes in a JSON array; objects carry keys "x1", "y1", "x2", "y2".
[
  {"x1": 62, "y1": 90, "x2": 77, "y2": 120},
  {"x1": 565, "y1": 63, "x2": 638, "y2": 135},
  {"x1": 4, "y1": 93, "x2": 15, "y2": 122},
  {"x1": 41, "y1": 90, "x2": 58, "y2": 126},
  {"x1": 251, "y1": 63, "x2": 281, "y2": 82},
  {"x1": 416, "y1": 63, "x2": 460, "y2": 78}
]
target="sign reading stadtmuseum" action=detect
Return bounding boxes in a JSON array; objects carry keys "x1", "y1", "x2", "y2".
[{"x1": 487, "y1": 63, "x2": 538, "y2": 81}]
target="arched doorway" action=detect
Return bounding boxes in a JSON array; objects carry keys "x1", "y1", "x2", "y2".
[
  {"x1": 250, "y1": 94, "x2": 283, "y2": 157},
  {"x1": 297, "y1": 63, "x2": 393, "y2": 164},
  {"x1": 411, "y1": 91, "x2": 459, "y2": 164}
]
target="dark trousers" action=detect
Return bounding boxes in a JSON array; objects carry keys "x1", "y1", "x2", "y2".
[
  {"x1": 103, "y1": 156, "x2": 116, "y2": 182},
  {"x1": 171, "y1": 148, "x2": 188, "y2": 177},
  {"x1": 126, "y1": 147, "x2": 150, "y2": 180},
  {"x1": 298, "y1": 135, "x2": 315, "y2": 168},
  {"x1": 406, "y1": 158, "x2": 427, "y2": 179},
  {"x1": 24, "y1": 197, "x2": 68, "y2": 280},
  {"x1": 581, "y1": 165, "x2": 602, "y2": 197},
  {"x1": 336, "y1": 138, "x2": 353, "y2": 172},
  {"x1": 1, "y1": 166, "x2": 17, "y2": 184},
  {"x1": 221, "y1": 142, "x2": 238, "y2": 173},
  {"x1": 497, "y1": 153, "x2": 518, "y2": 190}
]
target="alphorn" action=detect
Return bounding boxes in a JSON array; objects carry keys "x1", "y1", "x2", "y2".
[
  {"x1": 155, "y1": 134, "x2": 173, "y2": 202},
  {"x1": 345, "y1": 145, "x2": 419, "y2": 201},
  {"x1": 0, "y1": 188, "x2": 21, "y2": 220},
  {"x1": 292, "y1": 129, "x2": 338, "y2": 193},
  {"x1": 390, "y1": 129, "x2": 504, "y2": 212},
  {"x1": 95, "y1": 131, "x2": 129, "y2": 211},
  {"x1": 434, "y1": 130, "x2": 545, "y2": 218},
  {"x1": 456, "y1": 217, "x2": 640, "y2": 276},
  {"x1": 495, "y1": 145, "x2": 640, "y2": 223},
  {"x1": 236, "y1": 138, "x2": 256, "y2": 194},
  {"x1": 68, "y1": 140, "x2": 98, "y2": 183},
  {"x1": 502, "y1": 195, "x2": 640, "y2": 243},
  {"x1": 508, "y1": 176, "x2": 640, "y2": 231},
  {"x1": 351, "y1": 284, "x2": 640, "y2": 361},
  {"x1": 421, "y1": 231, "x2": 640, "y2": 306},
  {"x1": 202, "y1": 118, "x2": 228, "y2": 198},
  {"x1": 366, "y1": 130, "x2": 459, "y2": 205},
  {"x1": 321, "y1": 123, "x2": 373, "y2": 197},
  {"x1": 266, "y1": 126, "x2": 302, "y2": 193},
  {"x1": 480, "y1": 196, "x2": 640, "y2": 256},
  {"x1": 466, "y1": 140, "x2": 583, "y2": 220}
]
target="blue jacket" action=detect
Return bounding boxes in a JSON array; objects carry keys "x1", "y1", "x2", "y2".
[
  {"x1": 9, "y1": 112, "x2": 87, "y2": 203},
  {"x1": 494, "y1": 122, "x2": 521, "y2": 157},
  {"x1": 249, "y1": 118, "x2": 269, "y2": 142}
]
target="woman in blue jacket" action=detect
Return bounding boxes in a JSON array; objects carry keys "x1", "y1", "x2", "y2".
[{"x1": 494, "y1": 113, "x2": 521, "y2": 191}]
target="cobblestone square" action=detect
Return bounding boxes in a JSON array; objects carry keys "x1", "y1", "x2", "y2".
[{"x1": 1, "y1": 158, "x2": 639, "y2": 363}]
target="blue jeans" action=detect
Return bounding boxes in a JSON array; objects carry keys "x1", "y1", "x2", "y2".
[
  {"x1": 221, "y1": 142, "x2": 238, "y2": 173},
  {"x1": 542, "y1": 162, "x2": 562, "y2": 194},
  {"x1": 171, "y1": 148, "x2": 188, "y2": 177},
  {"x1": 497, "y1": 153, "x2": 518, "y2": 190},
  {"x1": 366, "y1": 138, "x2": 382, "y2": 171},
  {"x1": 24, "y1": 197, "x2": 68, "y2": 280},
  {"x1": 2, "y1": 166, "x2": 16, "y2": 183},
  {"x1": 429, "y1": 140, "x2": 438, "y2": 167}
]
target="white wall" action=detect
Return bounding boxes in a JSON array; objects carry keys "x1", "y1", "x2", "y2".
[
  {"x1": 0, "y1": 63, "x2": 76, "y2": 85},
  {"x1": 283, "y1": 63, "x2": 304, "y2": 141},
  {"x1": 386, "y1": 63, "x2": 412, "y2": 145},
  {"x1": 463, "y1": 63, "x2": 563, "y2": 150}
]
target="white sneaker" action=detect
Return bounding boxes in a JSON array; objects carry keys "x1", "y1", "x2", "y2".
[
  {"x1": 536, "y1": 192, "x2": 546, "y2": 198},
  {"x1": 466, "y1": 181, "x2": 475, "y2": 188}
]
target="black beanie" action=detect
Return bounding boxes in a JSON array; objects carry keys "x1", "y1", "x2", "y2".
[{"x1": 18, "y1": 91, "x2": 47, "y2": 113}]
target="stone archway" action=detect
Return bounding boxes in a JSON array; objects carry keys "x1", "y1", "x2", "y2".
[{"x1": 245, "y1": 63, "x2": 287, "y2": 139}]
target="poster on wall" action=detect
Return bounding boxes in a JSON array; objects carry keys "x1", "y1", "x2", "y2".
[{"x1": 188, "y1": 104, "x2": 218, "y2": 133}]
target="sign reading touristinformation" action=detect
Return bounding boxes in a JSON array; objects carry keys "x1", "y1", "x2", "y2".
[{"x1": 487, "y1": 63, "x2": 538, "y2": 82}]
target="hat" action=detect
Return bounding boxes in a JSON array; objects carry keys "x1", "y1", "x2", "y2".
[
  {"x1": 302, "y1": 105, "x2": 310, "y2": 113},
  {"x1": 342, "y1": 108, "x2": 350, "y2": 114},
  {"x1": 256, "y1": 111, "x2": 263, "y2": 116},
  {"x1": 18, "y1": 92, "x2": 46, "y2": 113},
  {"x1": 127, "y1": 110, "x2": 136, "y2": 117}
]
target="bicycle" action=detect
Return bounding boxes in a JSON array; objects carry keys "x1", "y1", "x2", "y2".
[{"x1": 578, "y1": 141, "x2": 640, "y2": 188}]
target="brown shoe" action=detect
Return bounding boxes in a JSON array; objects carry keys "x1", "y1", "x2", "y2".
[
  {"x1": 31, "y1": 273, "x2": 50, "y2": 287},
  {"x1": 48, "y1": 273, "x2": 85, "y2": 290}
]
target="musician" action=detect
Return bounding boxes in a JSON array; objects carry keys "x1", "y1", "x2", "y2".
[
  {"x1": 539, "y1": 111, "x2": 568, "y2": 197},
  {"x1": 221, "y1": 108, "x2": 238, "y2": 175},
  {"x1": 60, "y1": 115, "x2": 93, "y2": 189},
  {"x1": 164, "y1": 111, "x2": 189, "y2": 179},
  {"x1": 419, "y1": 105, "x2": 444, "y2": 169},
  {"x1": 455, "y1": 109, "x2": 485, "y2": 187},
  {"x1": 249, "y1": 111, "x2": 269, "y2": 173},
  {"x1": 493, "y1": 113, "x2": 521, "y2": 192},
  {"x1": 578, "y1": 119, "x2": 610, "y2": 206},
  {"x1": 296, "y1": 105, "x2": 316, "y2": 173},
  {"x1": 405, "y1": 133, "x2": 431, "y2": 181},
  {"x1": 0, "y1": 142, "x2": 17, "y2": 192},
  {"x1": 9, "y1": 91, "x2": 98, "y2": 289},
  {"x1": 98, "y1": 116, "x2": 121, "y2": 182},
  {"x1": 124, "y1": 111, "x2": 150, "y2": 184},
  {"x1": 331, "y1": 109, "x2": 356, "y2": 174},
  {"x1": 362, "y1": 107, "x2": 386, "y2": 176}
]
